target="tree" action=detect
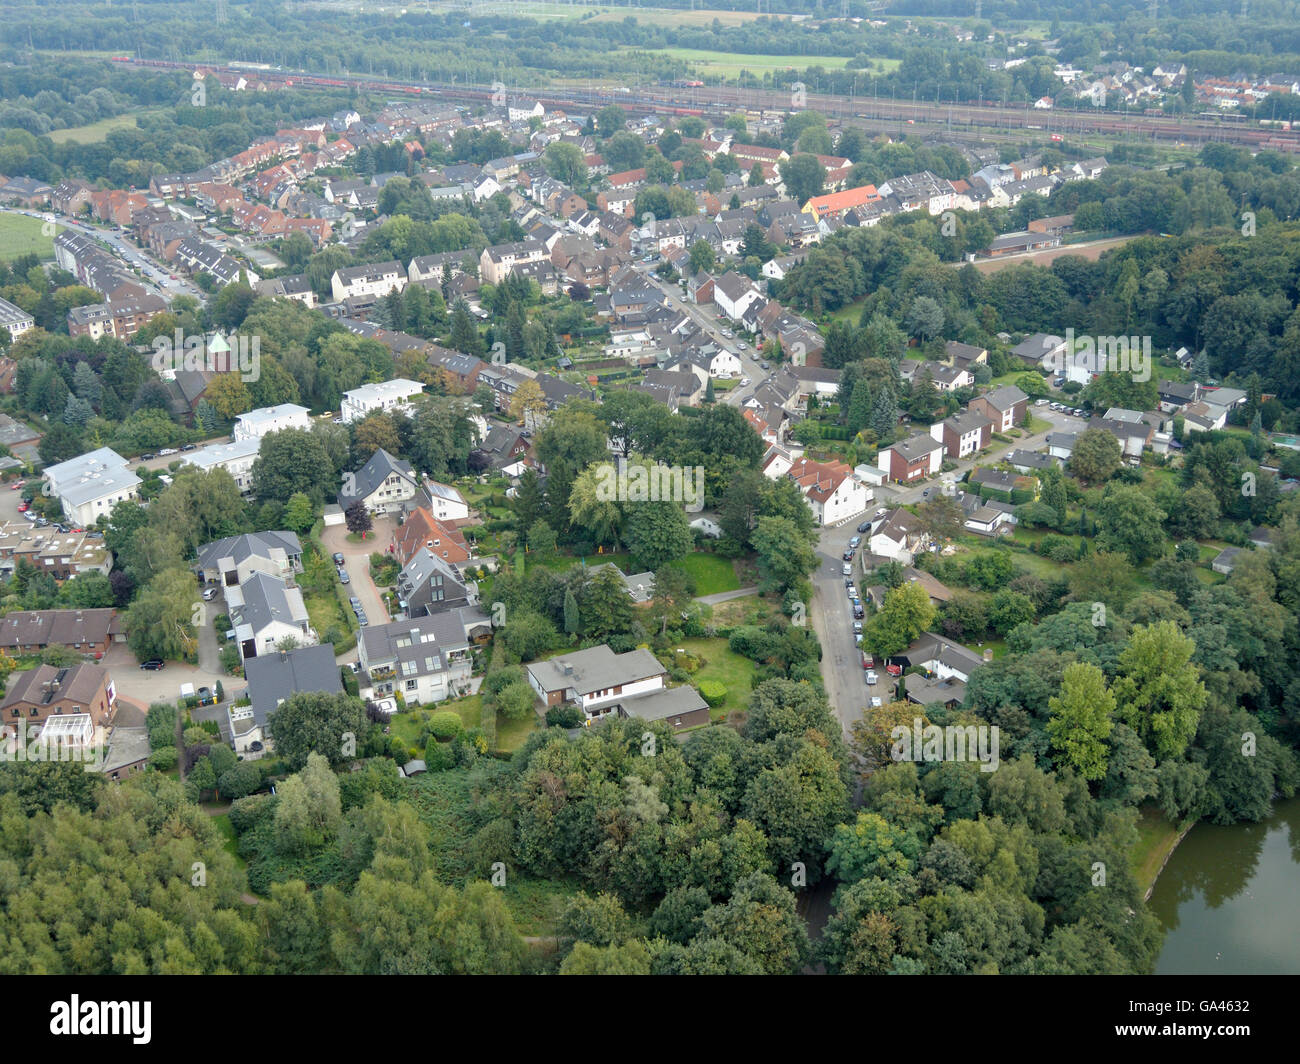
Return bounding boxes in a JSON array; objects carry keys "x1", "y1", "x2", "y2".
[
  {"x1": 751, "y1": 515, "x2": 817, "y2": 592},
  {"x1": 544, "y1": 141, "x2": 586, "y2": 186},
  {"x1": 508, "y1": 379, "x2": 548, "y2": 427},
  {"x1": 865, "y1": 581, "x2": 935, "y2": 658},
  {"x1": 1047, "y1": 662, "x2": 1115, "y2": 781},
  {"x1": 916, "y1": 496, "x2": 964, "y2": 544},
  {"x1": 748, "y1": 161, "x2": 766, "y2": 187},
  {"x1": 251, "y1": 429, "x2": 336, "y2": 504},
  {"x1": 1096, "y1": 485, "x2": 1167, "y2": 565},
  {"x1": 125, "y1": 565, "x2": 201, "y2": 663},
  {"x1": 1113, "y1": 621, "x2": 1207, "y2": 760},
  {"x1": 1069, "y1": 428, "x2": 1122, "y2": 484},
  {"x1": 582, "y1": 564, "x2": 636, "y2": 641},
  {"x1": 266, "y1": 691, "x2": 370, "y2": 771},
  {"x1": 562, "y1": 587, "x2": 580, "y2": 637},
  {"x1": 778, "y1": 154, "x2": 825, "y2": 205},
  {"x1": 282, "y1": 492, "x2": 316, "y2": 535},
  {"x1": 624, "y1": 501, "x2": 692, "y2": 571},
  {"x1": 697, "y1": 873, "x2": 811, "y2": 974},
  {"x1": 688, "y1": 240, "x2": 716, "y2": 275},
  {"x1": 205, "y1": 372, "x2": 251, "y2": 419},
  {"x1": 345, "y1": 501, "x2": 372, "y2": 535},
  {"x1": 907, "y1": 296, "x2": 945, "y2": 342},
  {"x1": 353, "y1": 412, "x2": 401, "y2": 459}
]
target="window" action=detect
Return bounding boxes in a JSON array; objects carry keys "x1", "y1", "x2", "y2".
[{"x1": 405, "y1": 679, "x2": 417, "y2": 691}]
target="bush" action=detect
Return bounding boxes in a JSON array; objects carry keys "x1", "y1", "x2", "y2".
[
  {"x1": 228, "y1": 792, "x2": 275, "y2": 835},
  {"x1": 221, "y1": 643, "x2": 243, "y2": 676},
  {"x1": 218, "y1": 761, "x2": 264, "y2": 799},
  {"x1": 698, "y1": 681, "x2": 727, "y2": 707},
  {"x1": 146, "y1": 702, "x2": 178, "y2": 749},
  {"x1": 147, "y1": 747, "x2": 179, "y2": 771},
  {"x1": 387, "y1": 736, "x2": 411, "y2": 762},
  {"x1": 427, "y1": 710, "x2": 463, "y2": 740},
  {"x1": 424, "y1": 739, "x2": 456, "y2": 771},
  {"x1": 546, "y1": 704, "x2": 586, "y2": 728}
]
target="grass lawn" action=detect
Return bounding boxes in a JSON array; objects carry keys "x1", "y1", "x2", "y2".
[
  {"x1": 391, "y1": 693, "x2": 539, "y2": 754},
  {"x1": 674, "y1": 636, "x2": 757, "y2": 720},
  {"x1": 530, "y1": 550, "x2": 633, "y2": 573},
  {"x1": 46, "y1": 111, "x2": 150, "y2": 145},
  {"x1": 1131, "y1": 805, "x2": 1191, "y2": 897},
  {"x1": 208, "y1": 813, "x2": 244, "y2": 868},
  {"x1": 0, "y1": 212, "x2": 58, "y2": 261},
  {"x1": 303, "y1": 588, "x2": 348, "y2": 642},
  {"x1": 707, "y1": 592, "x2": 779, "y2": 628},
  {"x1": 500, "y1": 875, "x2": 582, "y2": 939},
  {"x1": 671, "y1": 553, "x2": 740, "y2": 596}
]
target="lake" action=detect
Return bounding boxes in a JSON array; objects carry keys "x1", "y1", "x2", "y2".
[{"x1": 1149, "y1": 797, "x2": 1300, "y2": 974}]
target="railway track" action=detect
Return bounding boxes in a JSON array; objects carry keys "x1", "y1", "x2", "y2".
[{"x1": 107, "y1": 55, "x2": 1300, "y2": 153}]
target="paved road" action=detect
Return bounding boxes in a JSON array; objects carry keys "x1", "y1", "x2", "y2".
[
  {"x1": 3, "y1": 206, "x2": 205, "y2": 303},
  {"x1": 811, "y1": 520, "x2": 870, "y2": 738}
]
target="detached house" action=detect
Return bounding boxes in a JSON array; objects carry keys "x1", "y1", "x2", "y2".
[
  {"x1": 525, "y1": 645, "x2": 709, "y2": 729},
  {"x1": 869, "y1": 509, "x2": 931, "y2": 564},
  {"x1": 341, "y1": 379, "x2": 424, "y2": 422},
  {"x1": 785, "y1": 457, "x2": 871, "y2": 526},
  {"x1": 357, "y1": 612, "x2": 474, "y2": 705},
  {"x1": 395, "y1": 548, "x2": 474, "y2": 619},
  {"x1": 229, "y1": 571, "x2": 315, "y2": 661},
  {"x1": 338, "y1": 448, "x2": 419, "y2": 516},
  {"x1": 195, "y1": 532, "x2": 303, "y2": 590}
]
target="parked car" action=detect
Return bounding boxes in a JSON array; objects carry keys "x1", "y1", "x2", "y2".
[
  {"x1": 22, "y1": 511, "x2": 37, "y2": 522},
  {"x1": 332, "y1": 552, "x2": 345, "y2": 565},
  {"x1": 856, "y1": 520, "x2": 872, "y2": 533},
  {"x1": 17, "y1": 502, "x2": 27, "y2": 512},
  {"x1": 197, "y1": 686, "x2": 214, "y2": 706},
  {"x1": 870, "y1": 697, "x2": 883, "y2": 708},
  {"x1": 886, "y1": 663, "x2": 903, "y2": 676},
  {"x1": 34, "y1": 518, "x2": 48, "y2": 527},
  {"x1": 739, "y1": 377, "x2": 750, "y2": 386},
  {"x1": 140, "y1": 453, "x2": 157, "y2": 460},
  {"x1": 224, "y1": 629, "x2": 236, "y2": 641},
  {"x1": 180, "y1": 443, "x2": 197, "y2": 452},
  {"x1": 338, "y1": 569, "x2": 351, "y2": 585},
  {"x1": 853, "y1": 605, "x2": 864, "y2": 620},
  {"x1": 737, "y1": 342, "x2": 747, "y2": 350},
  {"x1": 842, "y1": 562, "x2": 853, "y2": 576},
  {"x1": 201, "y1": 587, "x2": 219, "y2": 601},
  {"x1": 140, "y1": 660, "x2": 164, "y2": 671},
  {"x1": 849, "y1": 536, "x2": 861, "y2": 548},
  {"x1": 348, "y1": 597, "x2": 361, "y2": 608},
  {"x1": 9, "y1": 480, "x2": 23, "y2": 490},
  {"x1": 842, "y1": 548, "x2": 856, "y2": 562},
  {"x1": 845, "y1": 584, "x2": 856, "y2": 600},
  {"x1": 853, "y1": 621, "x2": 863, "y2": 635},
  {"x1": 760, "y1": 361, "x2": 770, "y2": 371},
  {"x1": 866, "y1": 670, "x2": 878, "y2": 685},
  {"x1": 158, "y1": 448, "x2": 177, "y2": 456},
  {"x1": 1035, "y1": 398, "x2": 1049, "y2": 406},
  {"x1": 862, "y1": 652, "x2": 874, "y2": 668}
]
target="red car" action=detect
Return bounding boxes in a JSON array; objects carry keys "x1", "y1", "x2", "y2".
[
  {"x1": 17, "y1": 502, "x2": 28, "y2": 512},
  {"x1": 885, "y1": 664, "x2": 903, "y2": 677},
  {"x1": 8, "y1": 480, "x2": 22, "y2": 490}
]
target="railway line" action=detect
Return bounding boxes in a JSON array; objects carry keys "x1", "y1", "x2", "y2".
[{"x1": 107, "y1": 55, "x2": 1300, "y2": 153}]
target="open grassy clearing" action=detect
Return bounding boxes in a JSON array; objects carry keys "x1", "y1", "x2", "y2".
[
  {"x1": 0, "y1": 213, "x2": 58, "y2": 261},
  {"x1": 47, "y1": 110, "x2": 156, "y2": 145}
]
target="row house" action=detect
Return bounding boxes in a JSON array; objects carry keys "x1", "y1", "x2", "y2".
[
  {"x1": 479, "y1": 240, "x2": 548, "y2": 285},
  {"x1": 0, "y1": 525, "x2": 113, "y2": 581},
  {"x1": 330, "y1": 260, "x2": 406, "y2": 303},
  {"x1": 929, "y1": 409, "x2": 993, "y2": 459},
  {"x1": 0, "y1": 609, "x2": 121, "y2": 656}
]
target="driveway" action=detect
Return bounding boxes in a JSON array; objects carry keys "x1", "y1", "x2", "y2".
[
  {"x1": 320, "y1": 517, "x2": 395, "y2": 628},
  {"x1": 101, "y1": 642, "x2": 228, "y2": 709}
]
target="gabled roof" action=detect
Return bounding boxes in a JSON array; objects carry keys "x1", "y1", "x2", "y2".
[
  {"x1": 231, "y1": 571, "x2": 309, "y2": 636},
  {"x1": 195, "y1": 531, "x2": 302, "y2": 572},
  {"x1": 979, "y1": 385, "x2": 1029, "y2": 411},
  {"x1": 339, "y1": 448, "x2": 416, "y2": 507},
  {"x1": 527, "y1": 645, "x2": 664, "y2": 697}
]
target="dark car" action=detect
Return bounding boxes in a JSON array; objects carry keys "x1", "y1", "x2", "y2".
[
  {"x1": 853, "y1": 605, "x2": 865, "y2": 619},
  {"x1": 197, "y1": 686, "x2": 214, "y2": 706},
  {"x1": 338, "y1": 569, "x2": 351, "y2": 585},
  {"x1": 857, "y1": 520, "x2": 872, "y2": 533},
  {"x1": 140, "y1": 453, "x2": 157, "y2": 460},
  {"x1": 180, "y1": 443, "x2": 198, "y2": 452},
  {"x1": 139, "y1": 659, "x2": 164, "y2": 670},
  {"x1": 842, "y1": 548, "x2": 856, "y2": 562},
  {"x1": 332, "y1": 552, "x2": 345, "y2": 566}
]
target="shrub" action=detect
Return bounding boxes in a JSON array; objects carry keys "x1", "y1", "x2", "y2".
[
  {"x1": 218, "y1": 761, "x2": 264, "y2": 799},
  {"x1": 147, "y1": 747, "x2": 178, "y2": 771},
  {"x1": 387, "y1": 736, "x2": 411, "y2": 762},
  {"x1": 427, "y1": 710, "x2": 463, "y2": 741},
  {"x1": 698, "y1": 681, "x2": 727, "y2": 707},
  {"x1": 424, "y1": 739, "x2": 456, "y2": 771},
  {"x1": 546, "y1": 704, "x2": 586, "y2": 728},
  {"x1": 228, "y1": 792, "x2": 275, "y2": 834}
]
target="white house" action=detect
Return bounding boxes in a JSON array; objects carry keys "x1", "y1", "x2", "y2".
[
  {"x1": 422, "y1": 479, "x2": 470, "y2": 523},
  {"x1": 357, "y1": 611, "x2": 474, "y2": 705},
  {"x1": 233, "y1": 403, "x2": 311, "y2": 442},
  {"x1": 330, "y1": 261, "x2": 406, "y2": 303},
  {"x1": 713, "y1": 270, "x2": 762, "y2": 322},
  {"x1": 869, "y1": 509, "x2": 931, "y2": 564},
  {"x1": 341, "y1": 379, "x2": 424, "y2": 423},
  {"x1": 526, "y1": 645, "x2": 667, "y2": 721},
  {"x1": 0, "y1": 296, "x2": 35, "y2": 341},
  {"x1": 785, "y1": 456, "x2": 871, "y2": 527},
  {"x1": 229, "y1": 571, "x2": 315, "y2": 661},
  {"x1": 43, "y1": 448, "x2": 141, "y2": 528},
  {"x1": 182, "y1": 436, "x2": 262, "y2": 493}
]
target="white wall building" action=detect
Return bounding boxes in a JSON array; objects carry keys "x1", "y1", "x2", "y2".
[{"x1": 341, "y1": 379, "x2": 424, "y2": 423}]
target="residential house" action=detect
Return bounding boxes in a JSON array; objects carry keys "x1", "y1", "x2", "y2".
[
  {"x1": 785, "y1": 456, "x2": 872, "y2": 526},
  {"x1": 395, "y1": 548, "x2": 474, "y2": 618},
  {"x1": 357, "y1": 612, "x2": 474, "y2": 705},
  {"x1": 0, "y1": 609, "x2": 121, "y2": 656},
  {"x1": 0, "y1": 297, "x2": 35, "y2": 341},
  {"x1": 330, "y1": 261, "x2": 406, "y2": 303},
  {"x1": 229, "y1": 571, "x2": 315, "y2": 661},
  {"x1": 391, "y1": 507, "x2": 470, "y2": 567},
  {"x1": 421, "y1": 479, "x2": 471, "y2": 523},
  {"x1": 42, "y1": 448, "x2": 140, "y2": 527},
  {"x1": 524, "y1": 645, "x2": 705, "y2": 726},
  {"x1": 233, "y1": 403, "x2": 310, "y2": 441},
  {"x1": 0, "y1": 663, "x2": 116, "y2": 729},
  {"x1": 929, "y1": 409, "x2": 993, "y2": 459},
  {"x1": 869, "y1": 509, "x2": 931, "y2": 564},
  {"x1": 338, "y1": 448, "x2": 419, "y2": 516},
  {"x1": 182, "y1": 437, "x2": 262, "y2": 493},
  {"x1": 878, "y1": 434, "x2": 945, "y2": 484},
  {"x1": 233, "y1": 643, "x2": 343, "y2": 758},
  {"x1": 341, "y1": 379, "x2": 424, "y2": 423},
  {"x1": 195, "y1": 531, "x2": 303, "y2": 590},
  {"x1": 969, "y1": 385, "x2": 1029, "y2": 433}
]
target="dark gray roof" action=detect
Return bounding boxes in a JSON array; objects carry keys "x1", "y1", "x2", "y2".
[
  {"x1": 528, "y1": 645, "x2": 664, "y2": 697},
  {"x1": 245, "y1": 643, "x2": 343, "y2": 727},
  {"x1": 231, "y1": 571, "x2": 309, "y2": 637},
  {"x1": 339, "y1": 448, "x2": 416, "y2": 508},
  {"x1": 196, "y1": 531, "x2": 301, "y2": 572}
]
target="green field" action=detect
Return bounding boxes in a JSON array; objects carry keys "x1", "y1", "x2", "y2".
[
  {"x1": 645, "y1": 46, "x2": 854, "y2": 79},
  {"x1": 0, "y1": 213, "x2": 59, "y2": 261},
  {"x1": 47, "y1": 111, "x2": 150, "y2": 145}
]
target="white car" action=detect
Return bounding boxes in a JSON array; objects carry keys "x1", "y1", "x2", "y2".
[
  {"x1": 737, "y1": 341, "x2": 747, "y2": 350},
  {"x1": 866, "y1": 671, "x2": 878, "y2": 685},
  {"x1": 158, "y1": 448, "x2": 177, "y2": 456},
  {"x1": 870, "y1": 697, "x2": 883, "y2": 708},
  {"x1": 1035, "y1": 398, "x2": 1049, "y2": 406},
  {"x1": 740, "y1": 377, "x2": 750, "y2": 386},
  {"x1": 842, "y1": 562, "x2": 853, "y2": 576}
]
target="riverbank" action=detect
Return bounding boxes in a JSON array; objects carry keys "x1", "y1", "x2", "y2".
[{"x1": 1131, "y1": 805, "x2": 1196, "y2": 900}]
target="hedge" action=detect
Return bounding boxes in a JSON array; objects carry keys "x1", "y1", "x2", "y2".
[{"x1": 698, "y1": 681, "x2": 727, "y2": 707}]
